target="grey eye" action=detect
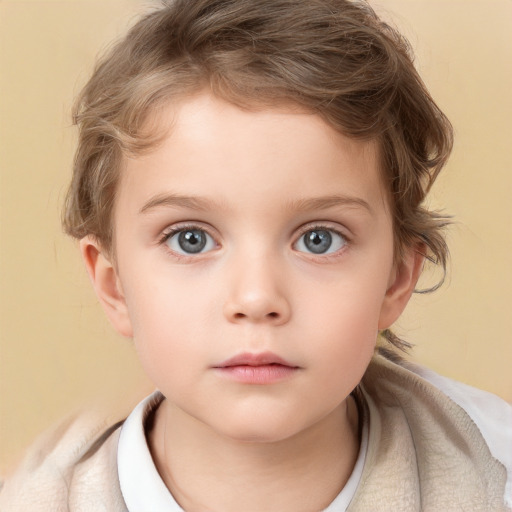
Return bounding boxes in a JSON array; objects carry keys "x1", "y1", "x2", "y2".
[
  {"x1": 166, "y1": 229, "x2": 215, "y2": 254},
  {"x1": 295, "y1": 229, "x2": 346, "y2": 255}
]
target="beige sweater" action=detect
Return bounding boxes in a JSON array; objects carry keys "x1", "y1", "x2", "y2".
[{"x1": 1, "y1": 355, "x2": 509, "y2": 511}]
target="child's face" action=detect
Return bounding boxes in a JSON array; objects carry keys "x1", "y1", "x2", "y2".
[{"x1": 84, "y1": 92, "x2": 419, "y2": 443}]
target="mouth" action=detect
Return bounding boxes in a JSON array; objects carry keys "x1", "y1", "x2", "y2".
[{"x1": 213, "y1": 352, "x2": 300, "y2": 384}]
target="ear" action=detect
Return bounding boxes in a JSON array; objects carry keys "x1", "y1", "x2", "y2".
[
  {"x1": 80, "y1": 236, "x2": 133, "y2": 338},
  {"x1": 378, "y1": 244, "x2": 425, "y2": 330}
]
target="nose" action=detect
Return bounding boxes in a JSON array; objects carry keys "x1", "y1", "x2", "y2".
[{"x1": 223, "y1": 254, "x2": 291, "y2": 325}]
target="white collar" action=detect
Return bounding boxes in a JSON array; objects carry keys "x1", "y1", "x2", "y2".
[
  {"x1": 117, "y1": 391, "x2": 368, "y2": 512},
  {"x1": 118, "y1": 392, "x2": 183, "y2": 511}
]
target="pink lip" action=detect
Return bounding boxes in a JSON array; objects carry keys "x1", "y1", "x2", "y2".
[{"x1": 213, "y1": 352, "x2": 299, "y2": 384}]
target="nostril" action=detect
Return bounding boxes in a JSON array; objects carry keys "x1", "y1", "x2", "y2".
[
  {"x1": 234, "y1": 312, "x2": 246, "y2": 319},
  {"x1": 267, "y1": 312, "x2": 279, "y2": 318}
]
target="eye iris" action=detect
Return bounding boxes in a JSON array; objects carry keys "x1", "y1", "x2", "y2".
[
  {"x1": 304, "y1": 230, "x2": 332, "y2": 254},
  {"x1": 178, "y1": 230, "x2": 206, "y2": 253}
]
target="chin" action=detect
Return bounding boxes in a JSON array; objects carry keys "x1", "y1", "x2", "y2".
[{"x1": 213, "y1": 413, "x2": 309, "y2": 445}]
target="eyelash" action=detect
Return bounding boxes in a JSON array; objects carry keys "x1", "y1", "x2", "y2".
[
  {"x1": 158, "y1": 223, "x2": 218, "y2": 258},
  {"x1": 296, "y1": 223, "x2": 349, "y2": 239},
  {"x1": 293, "y1": 224, "x2": 350, "y2": 257},
  {"x1": 157, "y1": 223, "x2": 351, "y2": 259},
  {"x1": 159, "y1": 223, "x2": 207, "y2": 244}
]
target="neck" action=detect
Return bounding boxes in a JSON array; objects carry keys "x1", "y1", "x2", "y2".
[{"x1": 149, "y1": 397, "x2": 360, "y2": 512}]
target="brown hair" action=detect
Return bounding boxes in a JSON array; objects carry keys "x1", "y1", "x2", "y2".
[{"x1": 63, "y1": 0, "x2": 453, "y2": 347}]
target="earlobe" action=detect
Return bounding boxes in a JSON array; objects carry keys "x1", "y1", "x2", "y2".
[
  {"x1": 80, "y1": 236, "x2": 133, "y2": 338},
  {"x1": 378, "y1": 245, "x2": 425, "y2": 330}
]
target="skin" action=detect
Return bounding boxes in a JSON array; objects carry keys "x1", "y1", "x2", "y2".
[{"x1": 82, "y1": 92, "x2": 423, "y2": 512}]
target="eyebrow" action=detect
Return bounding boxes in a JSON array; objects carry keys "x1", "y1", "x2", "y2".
[
  {"x1": 287, "y1": 195, "x2": 374, "y2": 215},
  {"x1": 139, "y1": 193, "x2": 221, "y2": 214},
  {"x1": 139, "y1": 193, "x2": 373, "y2": 215}
]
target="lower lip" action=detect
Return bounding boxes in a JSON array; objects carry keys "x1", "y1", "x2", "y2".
[{"x1": 215, "y1": 364, "x2": 298, "y2": 384}]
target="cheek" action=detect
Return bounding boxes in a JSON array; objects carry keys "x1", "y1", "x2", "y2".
[
  {"x1": 123, "y1": 280, "x2": 205, "y2": 381},
  {"x1": 295, "y1": 271, "x2": 389, "y2": 377},
  {"x1": 299, "y1": 267, "x2": 389, "y2": 338},
  {"x1": 310, "y1": 299, "x2": 378, "y2": 371}
]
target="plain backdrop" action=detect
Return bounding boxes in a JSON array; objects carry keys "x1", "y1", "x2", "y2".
[{"x1": 1, "y1": 0, "x2": 511, "y2": 474}]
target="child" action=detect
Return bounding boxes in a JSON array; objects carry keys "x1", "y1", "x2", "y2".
[{"x1": 1, "y1": 0, "x2": 510, "y2": 510}]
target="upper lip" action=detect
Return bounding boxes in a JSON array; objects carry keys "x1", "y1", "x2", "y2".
[{"x1": 214, "y1": 352, "x2": 297, "y2": 368}]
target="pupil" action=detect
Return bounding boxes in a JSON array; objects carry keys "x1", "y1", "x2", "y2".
[
  {"x1": 305, "y1": 230, "x2": 332, "y2": 254},
  {"x1": 178, "y1": 230, "x2": 206, "y2": 253}
]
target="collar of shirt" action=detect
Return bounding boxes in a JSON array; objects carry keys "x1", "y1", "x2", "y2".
[{"x1": 117, "y1": 391, "x2": 368, "y2": 512}]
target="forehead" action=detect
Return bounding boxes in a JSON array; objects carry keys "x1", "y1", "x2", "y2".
[{"x1": 117, "y1": 92, "x2": 389, "y2": 220}]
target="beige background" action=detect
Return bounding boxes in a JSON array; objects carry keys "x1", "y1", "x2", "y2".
[{"x1": 1, "y1": 0, "x2": 511, "y2": 474}]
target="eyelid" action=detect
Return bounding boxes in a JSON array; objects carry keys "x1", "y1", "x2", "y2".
[
  {"x1": 159, "y1": 221, "x2": 217, "y2": 242},
  {"x1": 294, "y1": 222, "x2": 351, "y2": 241},
  {"x1": 159, "y1": 222, "x2": 220, "y2": 257},
  {"x1": 292, "y1": 223, "x2": 350, "y2": 256}
]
